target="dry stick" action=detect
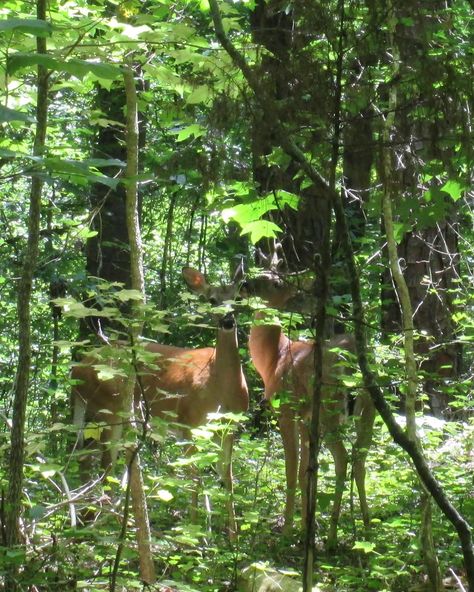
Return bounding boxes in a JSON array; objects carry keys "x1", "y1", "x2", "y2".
[
  {"x1": 110, "y1": 67, "x2": 155, "y2": 589},
  {"x1": 207, "y1": 1, "x2": 474, "y2": 588},
  {"x1": 382, "y1": 7, "x2": 441, "y2": 589}
]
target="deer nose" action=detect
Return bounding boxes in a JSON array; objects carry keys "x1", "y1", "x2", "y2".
[{"x1": 219, "y1": 312, "x2": 236, "y2": 330}]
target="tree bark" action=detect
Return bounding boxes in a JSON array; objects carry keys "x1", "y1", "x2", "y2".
[
  {"x1": 379, "y1": 0, "x2": 462, "y2": 419},
  {"x1": 381, "y1": 9, "x2": 441, "y2": 586},
  {"x1": 5, "y1": 0, "x2": 48, "y2": 559},
  {"x1": 110, "y1": 67, "x2": 155, "y2": 588}
]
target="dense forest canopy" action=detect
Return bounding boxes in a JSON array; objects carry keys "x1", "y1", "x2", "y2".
[{"x1": 0, "y1": 0, "x2": 473, "y2": 591}]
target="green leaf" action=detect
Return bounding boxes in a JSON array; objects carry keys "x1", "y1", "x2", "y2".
[
  {"x1": 176, "y1": 124, "x2": 205, "y2": 142},
  {"x1": 0, "y1": 147, "x2": 22, "y2": 158},
  {"x1": 95, "y1": 365, "x2": 127, "y2": 381},
  {"x1": 393, "y1": 222, "x2": 410, "y2": 243},
  {"x1": 240, "y1": 220, "x2": 282, "y2": 242},
  {"x1": 115, "y1": 289, "x2": 144, "y2": 302},
  {"x1": 52, "y1": 298, "x2": 111, "y2": 319},
  {"x1": 352, "y1": 541, "x2": 377, "y2": 554},
  {"x1": 0, "y1": 105, "x2": 34, "y2": 123},
  {"x1": 8, "y1": 53, "x2": 58, "y2": 74},
  {"x1": 186, "y1": 85, "x2": 211, "y2": 105},
  {"x1": 222, "y1": 190, "x2": 298, "y2": 243},
  {"x1": 441, "y1": 180, "x2": 463, "y2": 201},
  {"x1": 8, "y1": 54, "x2": 122, "y2": 80},
  {"x1": 222, "y1": 191, "x2": 299, "y2": 226},
  {"x1": 0, "y1": 18, "x2": 52, "y2": 36},
  {"x1": 29, "y1": 504, "x2": 47, "y2": 520}
]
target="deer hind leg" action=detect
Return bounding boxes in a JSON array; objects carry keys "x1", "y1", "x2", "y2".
[
  {"x1": 353, "y1": 390, "x2": 376, "y2": 529},
  {"x1": 278, "y1": 404, "x2": 299, "y2": 533},
  {"x1": 325, "y1": 436, "x2": 348, "y2": 550},
  {"x1": 216, "y1": 431, "x2": 237, "y2": 540}
]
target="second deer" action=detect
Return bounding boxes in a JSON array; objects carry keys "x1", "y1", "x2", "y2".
[
  {"x1": 72, "y1": 267, "x2": 248, "y2": 537},
  {"x1": 242, "y1": 270, "x2": 375, "y2": 548}
]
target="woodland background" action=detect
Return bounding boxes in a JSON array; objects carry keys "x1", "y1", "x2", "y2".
[{"x1": 0, "y1": 0, "x2": 473, "y2": 591}]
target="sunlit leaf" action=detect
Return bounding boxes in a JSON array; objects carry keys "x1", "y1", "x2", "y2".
[
  {"x1": 115, "y1": 289, "x2": 144, "y2": 302},
  {"x1": 352, "y1": 541, "x2": 377, "y2": 554},
  {"x1": 155, "y1": 489, "x2": 174, "y2": 502},
  {"x1": 241, "y1": 220, "x2": 282, "y2": 242},
  {"x1": 8, "y1": 54, "x2": 122, "y2": 80},
  {"x1": 0, "y1": 18, "x2": 52, "y2": 36},
  {"x1": 441, "y1": 180, "x2": 463, "y2": 201},
  {"x1": 176, "y1": 124, "x2": 205, "y2": 141}
]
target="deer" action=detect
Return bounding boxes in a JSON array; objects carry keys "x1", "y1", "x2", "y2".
[
  {"x1": 71, "y1": 267, "x2": 249, "y2": 538},
  {"x1": 240, "y1": 269, "x2": 376, "y2": 549}
]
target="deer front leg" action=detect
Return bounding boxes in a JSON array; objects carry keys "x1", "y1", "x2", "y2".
[
  {"x1": 325, "y1": 437, "x2": 348, "y2": 550},
  {"x1": 353, "y1": 391, "x2": 376, "y2": 529},
  {"x1": 182, "y1": 441, "x2": 200, "y2": 524},
  {"x1": 100, "y1": 418, "x2": 123, "y2": 476},
  {"x1": 298, "y1": 419, "x2": 310, "y2": 526},
  {"x1": 217, "y1": 430, "x2": 237, "y2": 541},
  {"x1": 278, "y1": 404, "x2": 299, "y2": 533}
]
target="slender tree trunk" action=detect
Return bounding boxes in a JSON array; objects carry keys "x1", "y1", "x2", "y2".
[
  {"x1": 110, "y1": 67, "x2": 155, "y2": 588},
  {"x1": 158, "y1": 191, "x2": 177, "y2": 308},
  {"x1": 303, "y1": 1, "x2": 345, "y2": 587},
  {"x1": 5, "y1": 0, "x2": 48, "y2": 561}
]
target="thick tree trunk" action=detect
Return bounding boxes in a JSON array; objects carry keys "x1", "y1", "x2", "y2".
[
  {"x1": 87, "y1": 85, "x2": 130, "y2": 289},
  {"x1": 380, "y1": 0, "x2": 461, "y2": 419},
  {"x1": 381, "y1": 17, "x2": 441, "y2": 585}
]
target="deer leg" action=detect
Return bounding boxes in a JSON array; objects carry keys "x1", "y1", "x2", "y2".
[
  {"x1": 353, "y1": 391, "x2": 376, "y2": 529},
  {"x1": 279, "y1": 404, "x2": 299, "y2": 533},
  {"x1": 100, "y1": 416, "x2": 123, "y2": 476},
  {"x1": 216, "y1": 431, "x2": 237, "y2": 541},
  {"x1": 325, "y1": 437, "x2": 348, "y2": 550},
  {"x1": 298, "y1": 419, "x2": 310, "y2": 526},
  {"x1": 183, "y1": 442, "x2": 200, "y2": 524}
]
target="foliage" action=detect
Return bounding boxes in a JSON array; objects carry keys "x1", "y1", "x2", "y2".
[{"x1": 0, "y1": 0, "x2": 473, "y2": 590}]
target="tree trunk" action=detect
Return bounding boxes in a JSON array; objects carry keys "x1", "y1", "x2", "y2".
[
  {"x1": 110, "y1": 67, "x2": 155, "y2": 588},
  {"x1": 5, "y1": 0, "x2": 48, "y2": 561},
  {"x1": 381, "y1": 12, "x2": 441, "y2": 585},
  {"x1": 379, "y1": 0, "x2": 462, "y2": 419}
]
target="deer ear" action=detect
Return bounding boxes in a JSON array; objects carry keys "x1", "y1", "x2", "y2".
[{"x1": 182, "y1": 267, "x2": 208, "y2": 294}]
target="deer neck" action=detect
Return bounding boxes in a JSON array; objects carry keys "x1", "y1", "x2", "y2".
[
  {"x1": 249, "y1": 312, "x2": 291, "y2": 399},
  {"x1": 213, "y1": 325, "x2": 248, "y2": 411},
  {"x1": 214, "y1": 325, "x2": 239, "y2": 370}
]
